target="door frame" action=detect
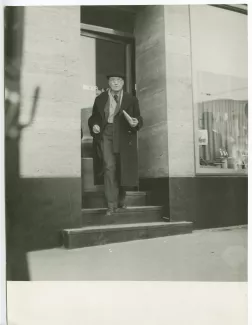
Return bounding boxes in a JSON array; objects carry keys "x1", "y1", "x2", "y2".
[
  {"x1": 80, "y1": 23, "x2": 136, "y2": 94},
  {"x1": 80, "y1": 23, "x2": 138, "y2": 191}
]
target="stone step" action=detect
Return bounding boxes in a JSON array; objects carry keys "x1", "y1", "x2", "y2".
[
  {"x1": 81, "y1": 205, "x2": 164, "y2": 226},
  {"x1": 82, "y1": 191, "x2": 148, "y2": 208},
  {"x1": 61, "y1": 221, "x2": 193, "y2": 249}
]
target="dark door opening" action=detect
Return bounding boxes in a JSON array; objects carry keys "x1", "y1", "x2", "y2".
[
  {"x1": 81, "y1": 30, "x2": 135, "y2": 95},
  {"x1": 81, "y1": 29, "x2": 136, "y2": 193}
]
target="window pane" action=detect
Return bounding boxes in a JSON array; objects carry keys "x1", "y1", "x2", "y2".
[{"x1": 190, "y1": 6, "x2": 248, "y2": 172}]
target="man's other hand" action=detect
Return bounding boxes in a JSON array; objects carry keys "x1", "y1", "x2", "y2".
[
  {"x1": 93, "y1": 124, "x2": 100, "y2": 134},
  {"x1": 129, "y1": 118, "x2": 139, "y2": 128}
]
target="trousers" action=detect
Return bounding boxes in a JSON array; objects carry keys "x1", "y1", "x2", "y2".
[{"x1": 101, "y1": 124, "x2": 126, "y2": 209}]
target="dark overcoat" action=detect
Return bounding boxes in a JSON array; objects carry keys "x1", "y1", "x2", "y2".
[{"x1": 88, "y1": 91, "x2": 143, "y2": 187}]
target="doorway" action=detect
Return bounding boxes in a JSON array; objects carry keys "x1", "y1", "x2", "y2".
[{"x1": 80, "y1": 27, "x2": 135, "y2": 192}]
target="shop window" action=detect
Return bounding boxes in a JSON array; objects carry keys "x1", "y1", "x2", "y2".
[
  {"x1": 190, "y1": 5, "x2": 248, "y2": 174},
  {"x1": 198, "y1": 98, "x2": 248, "y2": 170}
]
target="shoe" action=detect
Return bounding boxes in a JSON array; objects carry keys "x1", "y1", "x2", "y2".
[
  {"x1": 115, "y1": 204, "x2": 127, "y2": 212},
  {"x1": 105, "y1": 208, "x2": 114, "y2": 216}
]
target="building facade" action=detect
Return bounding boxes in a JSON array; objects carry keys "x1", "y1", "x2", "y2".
[{"x1": 14, "y1": 5, "x2": 247, "y2": 251}]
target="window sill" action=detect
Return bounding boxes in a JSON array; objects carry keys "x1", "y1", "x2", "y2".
[{"x1": 196, "y1": 167, "x2": 247, "y2": 176}]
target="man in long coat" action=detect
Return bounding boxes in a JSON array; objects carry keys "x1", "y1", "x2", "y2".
[{"x1": 88, "y1": 74, "x2": 143, "y2": 216}]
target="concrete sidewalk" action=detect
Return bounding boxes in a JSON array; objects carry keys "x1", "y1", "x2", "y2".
[{"x1": 28, "y1": 226, "x2": 247, "y2": 281}]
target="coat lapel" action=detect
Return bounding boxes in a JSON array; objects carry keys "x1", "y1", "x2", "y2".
[
  {"x1": 117, "y1": 92, "x2": 130, "y2": 116},
  {"x1": 97, "y1": 92, "x2": 108, "y2": 117}
]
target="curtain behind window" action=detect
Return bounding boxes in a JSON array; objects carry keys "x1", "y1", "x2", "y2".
[{"x1": 199, "y1": 99, "x2": 248, "y2": 168}]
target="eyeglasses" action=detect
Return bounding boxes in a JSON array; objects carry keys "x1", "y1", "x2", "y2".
[{"x1": 109, "y1": 77, "x2": 123, "y2": 83}]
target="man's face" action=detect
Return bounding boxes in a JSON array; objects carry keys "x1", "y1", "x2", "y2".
[{"x1": 108, "y1": 77, "x2": 124, "y2": 92}]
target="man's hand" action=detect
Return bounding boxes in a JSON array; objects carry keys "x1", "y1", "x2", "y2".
[
  {"x1": 93, "y1": 124, "x2": 100, "y2": 134},
  {"x1": 129, "y1": 118, "x2": 139, "y2": 128}
]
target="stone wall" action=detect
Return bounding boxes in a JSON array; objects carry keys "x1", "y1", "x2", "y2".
[
  {"x1": 17, "y1": 7, "x2": 82, "y2": 250},
  {"x1": 135, "y1": 6, "x2": 169, "y2": 178},
  {"x1": 20, "y1": 6, "x2": 81, "y2": 178},
  {"x1": 164, "y1": 5, "x2": 195, "y2": 177}
]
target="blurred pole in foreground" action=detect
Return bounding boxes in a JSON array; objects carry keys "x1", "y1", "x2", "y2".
[{"x1": 5, "y1": 7, "x2": 30, "y2": 281}]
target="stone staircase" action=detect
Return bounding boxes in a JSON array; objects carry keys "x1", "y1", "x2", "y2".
[{"x1": 61, "y1": 137, "x2": 193, "y2": 249}]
